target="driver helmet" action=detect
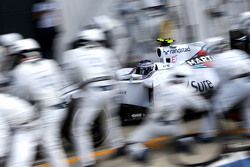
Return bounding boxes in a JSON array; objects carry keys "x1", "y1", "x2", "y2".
[{"x1": 135, "y1": 59, "x2": 154, "y2": 76}]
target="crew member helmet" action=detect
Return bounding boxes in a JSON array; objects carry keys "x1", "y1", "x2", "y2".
[
  {"x1": 9, "y1": 38, "x2": 41, "y2": 57},
  {"x1": 0, "y1": 33, "x2": 23, "y2": 47}
]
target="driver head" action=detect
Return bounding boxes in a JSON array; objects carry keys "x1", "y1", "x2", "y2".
[{"x1": 135, "y1": 59, "x2": 154, "y2": 77}]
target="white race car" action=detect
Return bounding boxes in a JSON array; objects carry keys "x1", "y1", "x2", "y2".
[{"x1": 117, "y1": 37, "x2": 229, "y2": 123}]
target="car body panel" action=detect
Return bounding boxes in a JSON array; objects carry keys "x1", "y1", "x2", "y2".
[{"x1": 117, "y1": 38, "x2": 227, "y2": 123}]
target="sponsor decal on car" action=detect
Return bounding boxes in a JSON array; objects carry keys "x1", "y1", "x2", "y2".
[
  {"x1": 171, "y1": 55, "x2": 177, "y2": 63},
  {"x1": 163, "y1": 47, "x2": 191, "y2": 55},
  {"x1": 131, "y1": 113, "x2": 143, "y2": 118},
  {"x1": 119, "y1": 90, "x2": 127, "y2": 95},
  {"x1": 186, "y1": 55, "x2": 215, "y2": 68},
  {"x1": 190, "y1": 80, "x2": 214, "y2": 93}
]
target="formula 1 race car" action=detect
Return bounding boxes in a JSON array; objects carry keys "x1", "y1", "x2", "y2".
[
  {"x1": 62, "y1": 37, "x2": 229, "y2": 148},
  {"x1": 117, "y1": 37, "x2": 229, "y2": 124}
]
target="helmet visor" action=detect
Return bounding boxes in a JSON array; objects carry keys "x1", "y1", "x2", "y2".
[{"x1": 136, "y1": 66, "x2": 153, "y2": 76}]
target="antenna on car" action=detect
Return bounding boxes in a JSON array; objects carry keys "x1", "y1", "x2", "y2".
[{"x1": 156, "y1": 38, "x2": 175, "y2": 47}]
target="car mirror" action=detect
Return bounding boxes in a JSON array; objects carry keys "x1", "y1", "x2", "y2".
[
  {"x1": 118, "y1": 74, "x2": 132, "y2": 80},
  {"x1": 131, "y1": 74, "x2": 143, "y2": 80}
]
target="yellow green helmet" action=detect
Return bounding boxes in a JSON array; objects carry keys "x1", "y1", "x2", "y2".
[{"x1": 156, "y1": 38, "x2": 175, "y2": 46}]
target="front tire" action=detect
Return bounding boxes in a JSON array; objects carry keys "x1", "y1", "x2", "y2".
[{"x1": 62, "y1": 99, "x2": 106, "y2": 148}]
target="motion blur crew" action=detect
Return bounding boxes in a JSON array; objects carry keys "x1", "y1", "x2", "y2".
[
  {"x1": 10, "y1": 38, "x2": 69, "y2": 167},
  {"x1": 0, "y1": 94, "x2": 38, "y2": 167},
  {"x1": 63, "y1": 28, "x2": 124, "y2": 167},
  {"x1": 200, "y1": 50, "x2": 250, "y2": 139},
  {"x1": 0, "y1": 33, "x2": 23, "y2": 93},
  {"x1": 127, "y1": 64, "x2": 210, "y2": 162}
]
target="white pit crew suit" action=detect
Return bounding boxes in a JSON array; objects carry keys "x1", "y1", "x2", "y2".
[
  {"x1": 201, "y1": 50, "x2": 250, "y2": 138},
  {"x1": 11, "y1": 58, "x2": 69, "y2": 167},
  {"x1": 127, "y1": 78, "x2": 209, "y2": 158},
  {"x1": 0, "y1": 46, "x2": 16, "y2": 93},
  {"x1": 62, "y1": 45, "x2": 124, "y2": 166},
  {"x1": 0, "y1": 94, "x2": 38, "y2": 167}
]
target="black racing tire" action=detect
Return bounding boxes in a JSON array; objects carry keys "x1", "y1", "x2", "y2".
[
  {"x1": 62, "y1": 99, "x2": 106, "y2": 148},
  {"x1": 167, "y1": 134, "x2": 224, "y2": 167},
  {"x1": 91, "y1": 113, "x2": 107, "y2": 148}
]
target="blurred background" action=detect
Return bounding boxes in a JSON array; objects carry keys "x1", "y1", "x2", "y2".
[
  {"x1": 1, "y1": 0, "x2": 249, "y2": 63},
  {"x1": 1, "y1": 0, "x2": 250, "y2": 166}
]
